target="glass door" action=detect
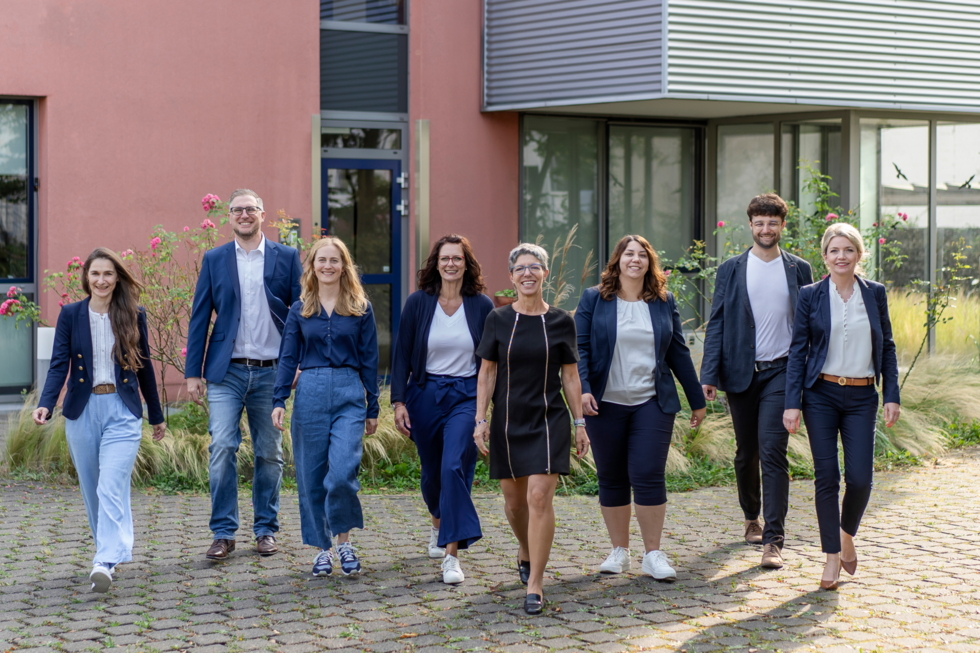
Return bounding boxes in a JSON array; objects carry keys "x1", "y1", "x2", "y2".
[{"x1": 322, "y1": 158, "x2": 402, "y2": 375}]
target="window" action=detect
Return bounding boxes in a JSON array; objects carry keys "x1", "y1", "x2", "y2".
[
  {"x1": 716, "y1": 124, "x2": 774, "y2": 256},
  {"x1": 0, "y1": 103, "x2": 30, "y2": 280},
  {"x1": 320, "y1": 30, "x2": 408, "y2": 113},
  {"x1": 321, "y1": 0, "x2": 404, "y2": 24}
]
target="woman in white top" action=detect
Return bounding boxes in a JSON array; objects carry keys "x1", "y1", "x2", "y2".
[
  {"x1": 390, "y1": 235, "x2": 494, "y2": 584},
  {"x1": 575, "y1": 235, "x2": 706, "y2": 580},
  {"x1": 34, "y1": 248, "x2": 166, "y2": 593},
  {"x1": 783, "y1": 223, "x2": 901, "y2": 590}
]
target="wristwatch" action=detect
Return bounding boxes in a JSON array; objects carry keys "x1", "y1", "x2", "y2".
[{"x1": 573, "y1": 418, "x2": 586, "y2": 427}]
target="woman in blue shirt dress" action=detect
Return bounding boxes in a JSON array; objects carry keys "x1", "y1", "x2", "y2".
[{"x1": 272, "y1": 236, "x2": 379, "y2": 577}]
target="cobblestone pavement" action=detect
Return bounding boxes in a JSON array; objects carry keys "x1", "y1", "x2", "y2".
[{"x1": 2, "y1": 449, "x2": 980, "y2": 653}]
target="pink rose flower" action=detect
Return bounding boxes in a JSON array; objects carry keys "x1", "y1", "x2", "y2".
[
  {"x1": 183, "y1": 226, "x2": 190, "y2": 232},
  {"x1": 61, "y1": 293, "x2": 68, "y2": 298},
  {"x1": 121, "y1": 249, "x2": 134, "y2": 258},
  {"x1": 58, "y1": 301, "x2": 64, "y2": 307},
  {"x1": 663, "y1": 269, "x2": 672, "y2": 277},
  {"x1": 149, "y1": 237, "x2": 162, "y2": 250},
  {"x1": 181, "y1": 347, "x2": 187, "y2": 357},
  {"x1": 872, "y1": 222, "x2": 878, "y2": 227},
  {"x1": 825, "y1": 213, "x2": 838, "y2": 222},
  {"x1": 201, "y1": 219, "x2": 216, "y2": 229},
  {"x1": 900, "y1": 212, "x2": 908, "y2": 221},
  {"x1": 878, "y1": 237, "x2": 886, "y2": 244},
  {"x1": 717, "y1": 221, "x2": 725, "y2": 228},
  {"x1": 6, "y1": 286, "x2": 17, "y2": 298},
  {"x1": 201, "y1": 194, "x2": 221, "y2": 211}
]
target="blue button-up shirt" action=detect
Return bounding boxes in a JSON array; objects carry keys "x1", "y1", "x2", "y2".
[{"x1": 273, "y1": 300, "x2": 380, "y2": 417}]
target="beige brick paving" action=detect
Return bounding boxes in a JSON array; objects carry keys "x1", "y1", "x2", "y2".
[{"x1": 2, "y1": 448, "x2": 980, "y2": 652}]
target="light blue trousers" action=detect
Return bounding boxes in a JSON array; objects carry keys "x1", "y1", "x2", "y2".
[{"x1": 65, "y1": 393, "x2": 143, "y2": 565}]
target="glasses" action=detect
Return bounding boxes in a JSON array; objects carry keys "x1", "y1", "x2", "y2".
[
  {"x1": 511, "y1": 264, "x2": 544, "y2": 275},
  {"x1": 230, "y1": 206, "x2": 262, "y2": 216},
  {"x1": 439, "y1": 256, "x2": 464, "y2": 265}
]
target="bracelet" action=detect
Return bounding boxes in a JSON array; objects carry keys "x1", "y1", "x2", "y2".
[
  {"x1": 573, "y1": 418, "x2": 586, "y2": 427},
  {"x1": 476, "y1": 419, "x2": 488, "y2": 426},
  {"x1": 392, "y1": 402, "x2": 405, "y2": 408}
]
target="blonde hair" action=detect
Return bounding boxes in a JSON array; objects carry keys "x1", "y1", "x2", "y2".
[
  {"x1": 300, "y1": 237, "x2": 368, "y2": 318},
  {"x1": 821, "y1": 223, "x2": 868, "y2": 276}
]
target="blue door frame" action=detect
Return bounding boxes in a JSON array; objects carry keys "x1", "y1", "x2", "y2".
[{"x1": 321, "y1": 158, "x2": 402, "y2": 374}]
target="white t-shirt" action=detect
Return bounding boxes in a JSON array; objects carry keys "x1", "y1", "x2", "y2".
[
  {"x1": 822, "y1": 280, "x2": 875, "y2": 378},
  {"x1": 603, "y1": 298, "x2": 657, "y2": 406},
  {"x1": 746, "y1": 251, "x2": 793, "y2": 362},
  {"x1": 426, "y1": 302, "x2": 477, "y2": 377}
]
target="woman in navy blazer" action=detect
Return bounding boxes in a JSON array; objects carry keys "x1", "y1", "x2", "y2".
[
  {"x1": 783, "y1": 223, "x2": 900, "y2": 590},
  {"x1": 390, "y1": 234, "x2": 493, "y2": 584},
  {"x1": 34, "y1": 248, "x2": 165, "y2": 594},
  {"x1": 575, "y1": 235, "x2": 705, "y2": 581}
]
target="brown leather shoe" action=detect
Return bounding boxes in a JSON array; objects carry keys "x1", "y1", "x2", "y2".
[
  {"x1": 206, "y1": 538, "x2": 236, "y2": 560},
  {"x1": 761, "y1": 542, "x2": 784, "y2": 569},
  {"x1": 744, "y1": 520, "x2": 763, "y2": 544},
  {"x1": 256, "y1": 535, "x2": 278, "y2": 556}
]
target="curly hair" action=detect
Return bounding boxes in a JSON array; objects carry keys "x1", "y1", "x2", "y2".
[
  {"x1": 598, "y1": 235, "x2": 668, "y2": 302},
  {"x1": 81, "y1": 248, "x2": 146, "y2": 371},
  {"x1": 299, "y1": 237, "x2": 368, "y2": 317},
  {"x1": 416, "y1": 234, "x2": 486, "y2": 296}
]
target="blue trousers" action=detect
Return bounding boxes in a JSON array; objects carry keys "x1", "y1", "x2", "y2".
[
  {"x1": 586, "y1": 396, "x2": 675, "y2": 507},
  {"x1": 803, "y1": 379, "x2": 878, "y2": 553},
  {"x1": 406, "y1": 374, "x2": 482, "y2": 549},
  {"x1": 292, "y1": 367, "x2": 365, "y2": 550},
  {"x1": 65, "y1": 393, "x2": 143, "y2": 565},
  {"x1": 207, "y1": 362, "x2": 284, "y2": 540}
]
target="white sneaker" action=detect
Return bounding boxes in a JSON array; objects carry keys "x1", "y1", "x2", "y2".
[
  {"x1": 599, "y1": 546, "x2": 631, "y2": 574},
  {"x1": 428, "y1": 527, "x2": 446, "y2": 558},
  {"x1": 441, "y1": 554, "x2": 464, "y2": 584},
  {"x1": 90, "y1": 564, "x2": 113, "y2": 593},
  {"x1": 641, "y1": 550, "x2": 677, "y2": 581}
]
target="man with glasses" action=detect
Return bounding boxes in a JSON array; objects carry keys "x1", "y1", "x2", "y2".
[
  {"x1": 185, "y1": 188, "x2": 303, "y2": 560},
  {"x1": 700, "y1": 193, "x2": 813, "y2": 570}
]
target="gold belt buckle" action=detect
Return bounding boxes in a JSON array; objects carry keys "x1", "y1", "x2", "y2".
[{"x1": 838, "y1": 376, "x2": 847, "y2": 386}]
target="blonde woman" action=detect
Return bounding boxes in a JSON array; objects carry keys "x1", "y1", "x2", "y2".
[
  {"x1": 272, "y1": 237, "x2": 379, "y2": 577},
  {"x1": 783, "y1": 223, "x2": 900, "y2": 590}
]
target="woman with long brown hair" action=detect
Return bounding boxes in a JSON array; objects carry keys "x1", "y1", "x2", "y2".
[
  {"x1": 391, "y1": 234, "x2": 493, "y2": 584},
  {"x1": 34, "y1": 248, "x2": 166, "y2": 593},
  {"x1": 272, "y1": 236, "x2": 379, "y2": 577},
  {"x1": 574, "y1": 235, "x2": 705, "y2": 580}
]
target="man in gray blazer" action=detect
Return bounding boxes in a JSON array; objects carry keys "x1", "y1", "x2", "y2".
[{"x1": 700, "y1": 193, "x2": 813, "y2": 570}]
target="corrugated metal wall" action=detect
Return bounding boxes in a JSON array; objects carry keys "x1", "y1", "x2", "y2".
[
  {"x1": 668, "y1": 0, "x2": 980, "y2": 109},
  {"x1": 483, "y1": 0, "x2": 664, "y2": 109}
]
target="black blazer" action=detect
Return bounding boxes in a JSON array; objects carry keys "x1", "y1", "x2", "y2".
[
  {"x1": 574, "y1": 287, "x2": 706, "y2": 415},
  {"x1": 390, "y1": 289, "x2": 495, "y2": 404},
  {"x1": 700, "y1": 248, "x2": 813, "y2": 393},
  {"x1": 785, "y1": 276, "x2": 900, "y2": 410},
  {"x1": 38, "y1": 298, "x2": 165, "y2": 424},
  {"x1": 185, "y1": 240, "x2": 302, "y2": 384}
]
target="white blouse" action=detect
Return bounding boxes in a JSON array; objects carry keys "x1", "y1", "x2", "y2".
[
  {"x1": 426, "y1": 302, "x2": 477, "y2": 377},
  {"x1": 821, "y1": 280, "x2": 875, "y2": 379},
  {"x1": 603, "y1": 298, "x2": 657, "y2": 406},
  {"x1": 89, "y1": 309, "x2": 116, "y2": 386}
]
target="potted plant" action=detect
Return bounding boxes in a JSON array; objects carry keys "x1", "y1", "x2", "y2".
[{"x1": 493, "y1": 288, "x2": 517, "y2": 308}]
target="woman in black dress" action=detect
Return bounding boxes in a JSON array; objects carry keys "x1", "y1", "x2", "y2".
[{"x1": 474, "y1": 243, "x2": 590, "y2": 615}]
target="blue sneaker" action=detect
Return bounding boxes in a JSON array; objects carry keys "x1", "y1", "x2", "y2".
[
  {"x1": 337, "y1": 542, "x2": 361, "y2": 575},
  {"x1": 312, "y1": 549, "x2": 334, "y2": 576}
]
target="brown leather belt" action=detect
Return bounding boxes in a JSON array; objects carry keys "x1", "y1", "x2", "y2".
[
  {"x1": 92, "y1": 384, "x2": 117, "y2": 395},
  {"x1": 819, "y1": 374, "x2": 874, "y2": 387}
]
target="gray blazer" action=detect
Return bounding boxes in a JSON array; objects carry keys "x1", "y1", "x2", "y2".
[{"x1": 699, "y1": 248, "x2": 813, "y2": 394}]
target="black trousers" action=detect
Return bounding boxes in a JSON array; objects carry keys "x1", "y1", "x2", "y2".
[
  {"x1": 803, "y1": 379, "x2": 878, "y2": 554},
  {"x1": 725, "y1": 367, "x2": 790, "y2": 547}
]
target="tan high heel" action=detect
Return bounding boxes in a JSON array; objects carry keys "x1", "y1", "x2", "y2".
[
  {"x1": 840, "y1": 555, "x2": 857, "y2": 576},
  {"x1": 819, "y1": 560, "x2": 841, "y2": 590}
]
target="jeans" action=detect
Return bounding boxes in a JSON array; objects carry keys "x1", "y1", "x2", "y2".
[
  {"x1": 207, "y1": 362, "x2": 283, "y2": 539},
  {"x1": 726, "y1": 366, "x2": 791, "y2": 547},
  {"x1": 406, "y1": 374, "x2": 482, "y2": 549},
  {"x1": 803, "y1": 379, "x2": 878, "y2": 553},
  {"x1": 292, "y1": 366, "x2": 366, "y2": 550},
  {"x1": 586, "y1": 396, "x2": 675, "y2": 507},
  {"x1": 65, "y1": 393, "x2": 143, "y2": 565}
]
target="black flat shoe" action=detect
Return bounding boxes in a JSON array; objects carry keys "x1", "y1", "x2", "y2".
[
  {"x1": 524, "y1": 593, "x2": 544, "y2": 615},
  {"x1": 518, "y1": 560, "x2": 531, "y2": 585}
]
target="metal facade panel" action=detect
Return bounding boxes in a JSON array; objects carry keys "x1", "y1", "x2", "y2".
[
  {"x1": 668, "y1": 0, "x2": 980, "y2": 110},
  {"x1": 484, "y1": 0, "x2": 664, "y2": 108}
]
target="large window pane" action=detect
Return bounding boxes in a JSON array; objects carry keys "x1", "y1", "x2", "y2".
[
  {"x1": 608, "y1": 126, "x2": 697, "y2": 264},
  {"x1": 321, "y1": 0, "x2": 404, "y2": 24},
  {"x1": 780, "y1": 120, "x2": 841, "y2": 214},
  {"x1": 860, "y1": 119, "x2": 929, "y2": 286},
  {"x1": 522, "y1": 116, "x2": 599, "y2": 308},
  {"x1": 716, "y1": 124, "x2": 773, "y2": 256},
  {"x1": 321, "y1": 30, "x2": 408, "y2": 113},
  {"x1": 326, "y1": 168, "x2": 391, "y2": 275},
  {"x1": 0, "y1": 103, "x2": 29, "y2": 280}
]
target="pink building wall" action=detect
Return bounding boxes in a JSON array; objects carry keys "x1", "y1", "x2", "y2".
[
  {"x1": 0, "y1": 0, "x2": 319, "y2": 321},
  {"x1": 409, "y1": 1, "x2": 519, "y2": 296}
]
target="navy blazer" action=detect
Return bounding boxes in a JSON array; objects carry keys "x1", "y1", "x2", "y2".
[
  {"x1": 184, "y1": 239, "x2": 302, "y2": 383},
  {"x1": 574, "y1": 287, "x2": 706, "y2": 415},
  {"x1": 390, "y1": 290, "x2": 494, "y2": 404},
  {"x1": 700, "y1": 248, "x2": 813, "y2": 393},
  {"x1": 785, "y1": 276, "x2": 900, "y2": 410},
  {"x1": 38, "y1": 298, "x2": 164, "y2": 424}
]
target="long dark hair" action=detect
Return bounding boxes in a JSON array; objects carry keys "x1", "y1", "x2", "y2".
[
  {"x1": 416, "y1": 234, "x2": 486, "y2": 296},
  {"x1": 81, "y1": 248, "x2": 146, "y2": 371},
  {"x1": 598, "y1": 235, "x2": 668, "y2": 302}
]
